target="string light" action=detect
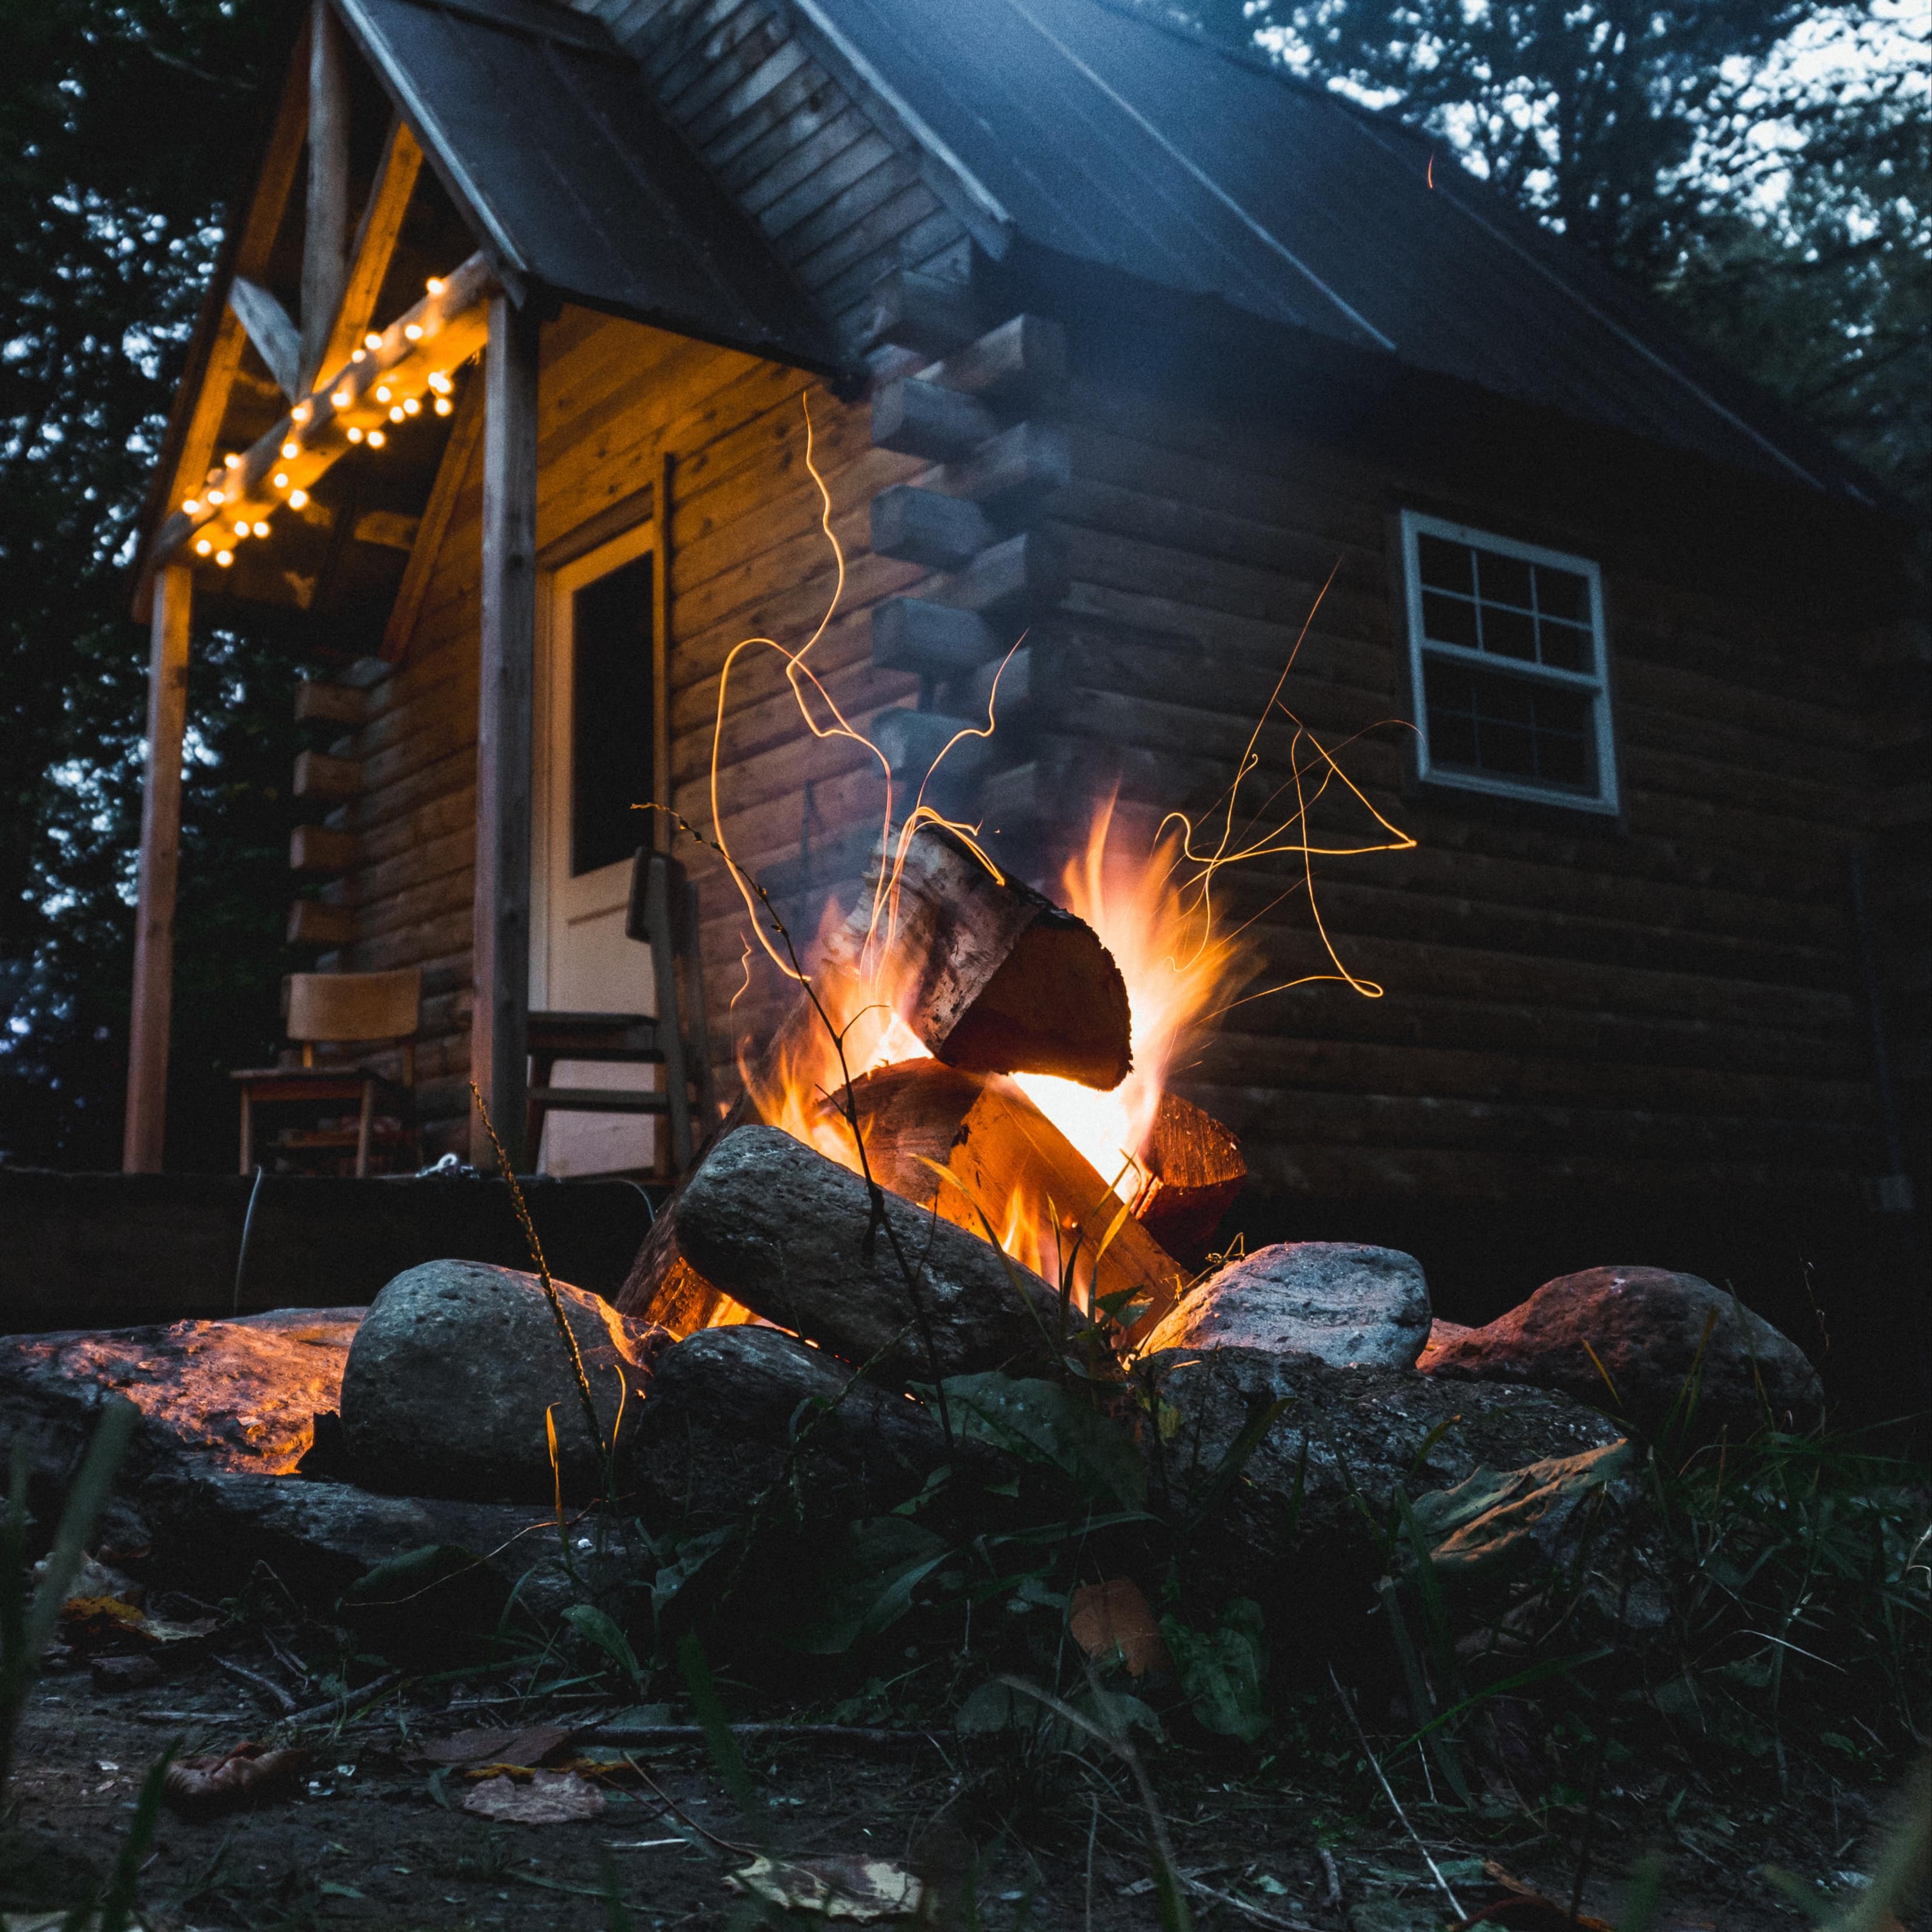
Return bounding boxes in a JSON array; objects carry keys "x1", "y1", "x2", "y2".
[
  {"x1": 195, "y1": 537, "x2": 212, "y2": 555},
  {"x1": 347, "y1": 426, "x2": 364, "y2": 443},
  {"x1": 332, "y1": 388, "x2": 351, "y2": 408},
  {"x1": 207, "y1": 488, "x2": 225, "y2": 505},
  {"x1": 425, "y1": 276, "x2": 444, "y2": 295},
  {"x1": 233, "y1": 520, "x2": 248, "y2": 537},
  {"x1": 403, "y1": 323, "x2": 422, "y2": 340},
  {"x1": 289, "y1": 488, "x2": 308, "y2": 509},
  {"x1": 374, "y1": 385, "x2": 392, "y2": 402},
  {"x1": 351, "y1": 348, "x2": 366, "y2": 363},
  {"x1": 281, "y1": 440, "x2": 300, "y2": 459},
  {"x1": 434, "y1": 397, "x2": 452, "y2": 416},
  {"x1": 252, "y1": 521, "x2": 269, "y2": 538},
  {"x1": 216, "y1": 549, "x2": 233, "y2": 567},
  {"x1": 388, "y1": 405, "x2": 404, "y2": 422},
  {"x1": 272, "y1": 472, "x2": 289, "y2": 489},
  {"x1": 402, "y1": 397, "x2": 420, "y2": 416},
  {"x1": 292, "y1": 402, "x2": 311, "y2": 424},
  {"x1": 367, "y1": 429, "x2": 387, "y2": 447},
  {"x1": 364, "y1": 332, "x2": 383, "y2": 349},
  {"x1": 183, "y1": 497, "x2": 201, "y2": 514},
  {"x1": 224, "y1": 452, "x2": 241, "y2": 468}
]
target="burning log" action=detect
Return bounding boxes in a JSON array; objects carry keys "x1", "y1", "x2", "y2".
[
  {"x1": 843, "y1": 1060, "x2": 1189, "y2": 1337},
  {"x1": 622, "y1": 1124, "x2": 1088, "y2": 1386},
  {"x1": 863, "y1": 825, "x2": 1131, "y2": 1090},
  {"x1": 1132, "y1": 1092, "x2": 1247, "y2": 1265}
]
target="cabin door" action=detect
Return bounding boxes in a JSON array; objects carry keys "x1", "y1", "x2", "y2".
[{"x1": 530, "y1": 521, "x2": 658, "y2": 1176}]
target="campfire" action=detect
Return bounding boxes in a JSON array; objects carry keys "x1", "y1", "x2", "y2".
[{"x1": 619, "y1": 809, "x2": 1254, "y2": 1352}]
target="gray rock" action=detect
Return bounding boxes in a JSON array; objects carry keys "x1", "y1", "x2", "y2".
[
  {"x1": 631, "y1": 1325, "x2": 960, "y2": 1534},
  {"x1": 338, "y1": 1260, "x2": 670, "y2": 1504},
  {"x1": 1417, "y1": 1265, "x2": 1825, "y2": 1439},
  {"x1": 140, "y1": 1467, "x2": 570, "y2": 1615},
  {"x1": 1141, "y1": 1346, "x2": 1624, "y2": 1621},
  {"x1": 1142, "y1": 1241, "x2": 1432, "y2": 1369},
  {"x1": 670, "y1": 1125, "x2": 1086, "y2": 1384}
]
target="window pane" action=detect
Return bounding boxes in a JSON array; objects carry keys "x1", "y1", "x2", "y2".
[
  {"x1": 1481, "y1": 605, "x2": 1536, "y2": 661},
  {"x1": 1422, "y1": 588, "x2": 1479, "y2": 650},
  {"x1": 1478, "y1": 551, "x2": 1533, "y2": 611},
  {"x1": 1535, "y1": 564, "x2": 1589, "y2": 623},
  {"x1": 571, "y1": 552, "x2": 654, "y2": 878},
  {"x1": 1538, "y1": 618, "x2": 1590, "y2": 671},
  {"x1": 1424, "y1": 657, "x2": 1595, "y2": 794},
  {"x1": 1417, "y1": 534, "x2": 1473, "y2": 595}
]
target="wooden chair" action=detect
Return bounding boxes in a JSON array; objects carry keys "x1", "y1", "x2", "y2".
[
  {"x1": 232, "y1": 968, "x2": 422, "y2": 1177},
  {"x1": 526, "y1": 849, "x2": 716, "y2": 1177}
]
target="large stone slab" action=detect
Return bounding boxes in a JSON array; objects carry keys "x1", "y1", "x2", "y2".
[
  {"x1": 1142, "y1": 1346, "x2": 1624, "y2": 1625},
  {"x1": 1142, "y1": 1241, "x2": 1431, "y2": 1368},
  {"x1": 1416, "y1": 1265, "x2": 1825, "y2": 1439},
  {"x1": 338, "y1": 1260, "x2": 671, "y2": 1505},
  {"x1": 0, "y1": 1307, "x2": 363, "y2": 1547}
]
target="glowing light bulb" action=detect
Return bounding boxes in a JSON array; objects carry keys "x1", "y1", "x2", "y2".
[
  {"x1": 388, "y1": 405, "x2": 404, "y2": 422},
  {"x1": 433, "y1": 396, "x2": 452, "y2": 416},
  {"x1": 332, "y1": 389, "x2": 351, "y2": 408},
  {"x1": 234, "y1": 520, "x2": 248, "y2": 537},
  {"x1": 403, "y1": 323, "x2": 422, "y2": 340},
  {"x1": 195, "y1": 537, "x2": 212, "y2": 556},
  {"x1": 207, "y1": 488, "x2": 225, "y2": 506},
  {"x1": 252, "y1": 521, "x2": 269, "y2": 538},
  {"x1": 402, "y1": 397, "x2": 420, "y2": 416},
  {"x1": 183, "y1": 497, "x2": 201, "y2": 515},
  {"x1": 272, "y1": 472, "x2": 288, "y2": 489},
  {"x1": 281, "y1": 440, "x2": 299, "y2": 459},
  {"x1": 367, "y1": 429, "x2": 387, "y2": 448},
  {"x1": 292, "y1": 402, "x2": 311, "y2": 424},
  {"x1": 288, "y1": 488, "x2": 308, "y2": 509},
  {"x1": 375, "y1": 385, "x2": 392, "y2": 402},
  {"x1": 216, "y1": 549, "x2": 233, "y2": 567},
  {"x1": 364, "y1": 332, "x2": 383, "y2": 349},
  {"x1": 426, "y1": 276, "x2": 444, "y2": 295},
  {"x1": 347, "y1": 426, "x2": 364, "y2": 443},
  {"x1": 224, "y1": 451, "x2": 241, "y2": 468}
]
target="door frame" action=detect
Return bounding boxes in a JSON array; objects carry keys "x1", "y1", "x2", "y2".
[{"x1": 530, "y1": 514, "x2": 657, "y2": 1012}]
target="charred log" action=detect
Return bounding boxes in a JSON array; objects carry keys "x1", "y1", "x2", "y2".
[
  {"x1": 843, "y1": 1059, "x2": 1188, "y2": 1338},
  {"x1": 864, "y1": 824, "x2": 1130, "y2": 1089},
  {"x1": 1132, "y1": 1092, "x2": 1247, "y2": 1265}
]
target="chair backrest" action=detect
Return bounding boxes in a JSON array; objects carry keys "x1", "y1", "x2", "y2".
[
  {"x1": 625, "y1": 847, "x2": 695, "y2": 954},
  {"x1": 286, "y1": 969, "x2": 421, "y2": 1044}
]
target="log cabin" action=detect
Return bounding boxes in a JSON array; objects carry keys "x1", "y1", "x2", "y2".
[{"x1": 122, "y1": 0, "x2": 1926, "y2": 1312}]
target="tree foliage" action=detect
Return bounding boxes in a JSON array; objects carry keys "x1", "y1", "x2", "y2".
[
  {"x1": 1188, "y1": 0, "x2": 1930, "y2": 508},
  {"x1": 0, "y1": 0, "x2": 307, "y2": 1169}
]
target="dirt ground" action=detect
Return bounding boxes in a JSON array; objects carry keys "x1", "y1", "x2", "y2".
[{"x1": 2, "y1": 1635, "x2": 1899, "y2": 1932}]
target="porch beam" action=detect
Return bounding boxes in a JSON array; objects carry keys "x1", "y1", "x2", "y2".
[
  {"x1": 300, "y1": 0, "x2": 353, "y2": 394},
  {"x1": 317, "y1": 118, "x2": 426, "y2": 388},
  {"x1": 382, "y1": 372, "x2": 484, "y2": 660},
  {"x1": 228, "y1": 276, "x2": 303, "y2": 401},
  {"x1": 122, "y1": 565, "x2": 194, "y2": 1173},
  {"x1": 149, "y1": 251, "x2": 496, "y2": 569},
  {"x1": 470, "y1": 292, "x2": 539, "y2": 1172}
]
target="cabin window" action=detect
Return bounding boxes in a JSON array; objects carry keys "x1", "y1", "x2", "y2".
[
  {"x1": 1399, "y1": 511, "x2": 1618, "y2": 815},
  {"x1": 569, "y1": 549, "x2": 655, "y2": 876}
]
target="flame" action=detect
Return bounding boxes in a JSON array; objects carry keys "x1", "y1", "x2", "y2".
[{"x1": 688, "y1": 394, "x2": 1410, "y2": 1298}]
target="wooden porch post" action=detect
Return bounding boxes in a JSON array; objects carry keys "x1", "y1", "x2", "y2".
[
  {"x1": 470, "y1": 293, "x2": 538, "y2": 1170},
  {"x1": 122, "y1": 563, "x2": 193, "y2": 1172}
]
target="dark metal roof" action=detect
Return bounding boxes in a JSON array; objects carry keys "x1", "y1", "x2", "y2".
[
  {"x1": 335, "y1": 0, "x2": 849, "y2": 376},
  {"x1": 794, "y1": 0, "x2": 1878, "y2": 505}
]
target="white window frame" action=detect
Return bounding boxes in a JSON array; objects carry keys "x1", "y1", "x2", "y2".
[{"x1": 1400, "y1": 510, "x2": 1619, "y2": 816}]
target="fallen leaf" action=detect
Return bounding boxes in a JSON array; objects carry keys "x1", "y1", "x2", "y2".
[
  {"x1": 1445, "y1": 1862, "x2": 1615, "y2": 1932},
  {"x1": 462, "y1": 1769, "x2": 606, "y2": 1824},
  {"x1": 417, "y1": 1723, "x2": 571, "y2": 1767},
  {"x1": 163, "y1": 1740, "x2": 309, "y2": 1816},
  {"x1": 1068, "y1": 1577, "x2": 1170, "y2": 1677},
  {"x1": 59, "y1": 1594, "x2": 218, "y2": 1650},
  {"x1": 728, "y1": 1853, "x2": 925, "y2": 1920}
]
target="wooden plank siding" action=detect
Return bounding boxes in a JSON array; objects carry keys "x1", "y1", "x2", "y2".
[{"x1": 320, "y1": 284, "x2": 1884, "y2": 1201}]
